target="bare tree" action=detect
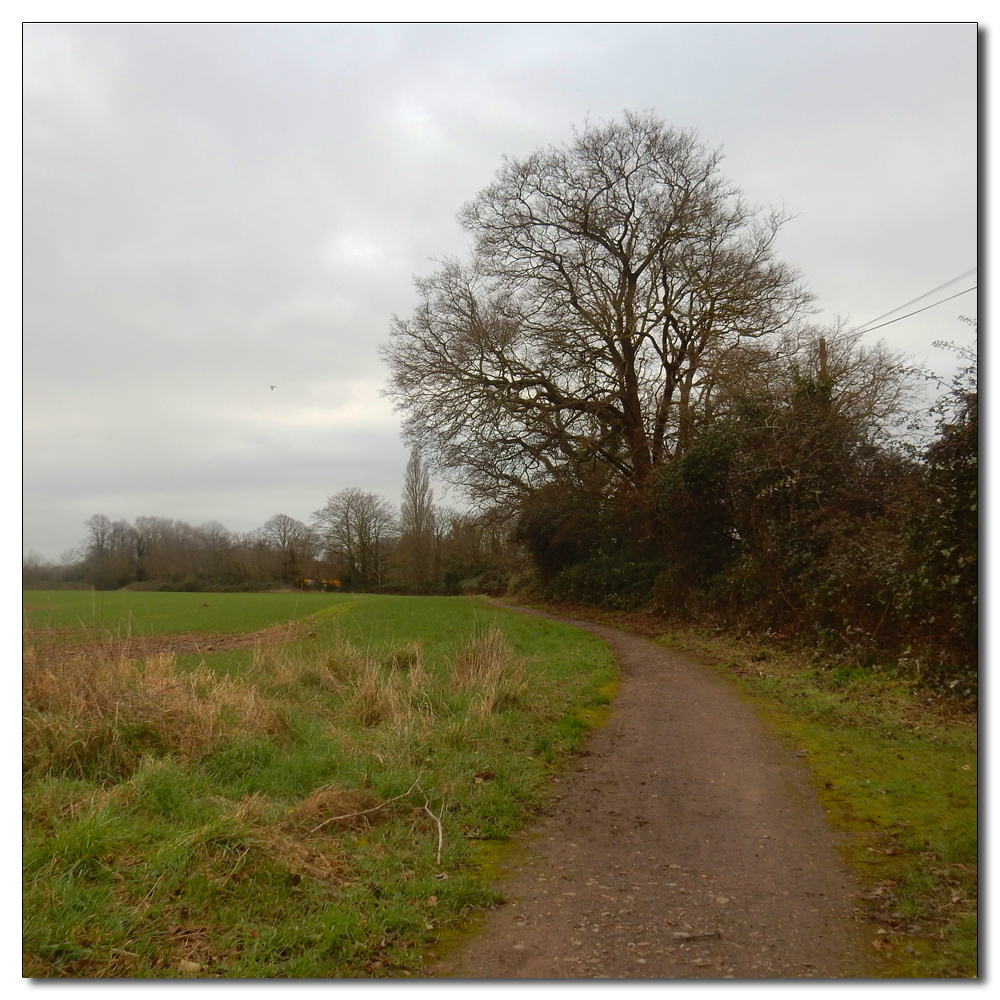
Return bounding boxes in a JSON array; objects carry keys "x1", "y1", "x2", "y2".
[
  {"x1": 84, "y1": 514, "x2": 113, "y2": 568},
  {"x1": 230, "y1": 530, "x2": 272, "y2": 583},
  {"x1": 398, "y1": 446, "x2": 436, "y2": 586},
  {"x1": 82, "y1": 515, "x2": 138, "y2": 586},
  {"x1": 59, "y1": 546, "x2": 83, "y2": 568},
  {"x1": 257, "y1": 513, "x2": 316, "y2": 583},
  {"x1": 312, "y1": 489, "x2": 396, "y2": 588},
  {"x1": 133, "y1": 516, "x2": 175, "y2": 581},
  {"x1": 382, "y1": 112, "x2": 812, "y2": 506}
]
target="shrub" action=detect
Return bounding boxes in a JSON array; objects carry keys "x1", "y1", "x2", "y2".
[{"x1": 546, "y1": 553, "x2": 664, "y2": 610}]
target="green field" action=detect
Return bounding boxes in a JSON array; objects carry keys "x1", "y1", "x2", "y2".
[
  {"x1": 23, "y1": 590, "x2": 360, "y2": 638},
  {"x1": 23, "y1": 592, "x2": 616, "y2": 978},
  {"x1": 25, "y1": 591, "x2": 975, "y2": 978}
]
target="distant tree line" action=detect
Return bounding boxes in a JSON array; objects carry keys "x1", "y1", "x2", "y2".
[{"x1": 24, "y1": 449, "x2": 520, "y2": 598}]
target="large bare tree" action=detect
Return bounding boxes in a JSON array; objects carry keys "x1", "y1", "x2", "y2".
[{"x1": 382, "y1": 112, "x2": 813, "y2": 505}]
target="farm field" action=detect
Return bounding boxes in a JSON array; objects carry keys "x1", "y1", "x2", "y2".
[
  {"x1": 23, "y1": 592, "x2": 616, "y2": 978},
  {"x1": 23, "y1": 590, "x2": 360, "y2": 639}
]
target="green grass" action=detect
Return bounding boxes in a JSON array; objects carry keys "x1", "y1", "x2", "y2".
[
  {"x1": 23, "y1": 593, "x2": 616, "y2": 978},
  {"x1": 26, "y1": 590, "x2": 976, "y2": 977},
  {"x1": 23, "y1": 589, "x2": 358, "y2": 638}
]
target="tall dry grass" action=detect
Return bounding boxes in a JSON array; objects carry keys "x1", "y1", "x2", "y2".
[
  {"x1": 23, "y1": 625, "x2": 530, "y2": 783},
  {"x1": 23, "y1": 645, "x2": 279, "y2": 781},
  {"x1": 449, "y1": 627, "x2": 527, "y2": 716},
  {"x1": 344, "y1": 628, "x2": 527, "y2": 726},
  {"x1": 349, "y1": 649, "x2": 434, "y2": 729},
  {"x1": 240, "y1": 633, "x2": 425, "y2": 729}
]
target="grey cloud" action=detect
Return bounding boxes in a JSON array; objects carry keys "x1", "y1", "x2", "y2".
[{"x1": 23, "y1": 23, "x2": 977, "y2": 559}]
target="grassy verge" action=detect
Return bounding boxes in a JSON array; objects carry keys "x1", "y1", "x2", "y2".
[
  {"x1": 511, "y1": 600, "x2": 977, "y2": 979},
  {"x1": 23, "y1": 595, "x2": 616, "y2": 978}
]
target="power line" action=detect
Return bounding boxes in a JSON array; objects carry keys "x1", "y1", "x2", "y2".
[
  {"x1": 856, "y1": 267, "x2": 977, "y2": 330},
  {"x1": 856, "y1": 286, "x2": 977, "y2": 335}
]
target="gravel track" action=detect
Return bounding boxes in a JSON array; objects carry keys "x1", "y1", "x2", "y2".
[{"x1": 430, "y1": 605, "x2": 872, "y2": 979}]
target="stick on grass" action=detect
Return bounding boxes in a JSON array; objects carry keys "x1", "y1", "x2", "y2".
[
  {"x1": 308, "y1": 780, "x2": 422, "y2": 835},
  {"x1": 418, "y1": 790, "x2": 444, "y2": 866}
]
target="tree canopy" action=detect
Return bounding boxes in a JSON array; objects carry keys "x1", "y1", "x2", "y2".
[{"x1": 383, "y1": 112, "x2": 813, "y2": 503}]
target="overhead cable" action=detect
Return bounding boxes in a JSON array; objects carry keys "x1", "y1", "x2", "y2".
[
  {"x1": 856, "y1": 286, "x2": 977, "y2": 335},
  {"x1": 856, "y1": 267, "x2": 977, "y2": 330}
]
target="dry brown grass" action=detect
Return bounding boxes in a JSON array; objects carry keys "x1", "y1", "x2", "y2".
[
  {"x1": 337, "y1": 628, "x2": 528, "y2": 726},
  {"x1": 247, "y1": 633, "x2": 391, "y2": 699},
  {"x1": 256, "y1": 828, "x2": 345, "y2": 882},
  {"x1": 22, "y1": 626, "x2": 529, "y2": 786},
  {"x1": 449, "y1": 627, "x2": 527, "y2": 716},
  {"x1": 23, "y1": 644, "x2": 280, "y2": 781},
  {"x1": 336, "y1": 638, "x2": 434, "y2": 729},
  {"x1": 289, "y1": 787, "x2": 384, "y2": 829},
  {"x1": 213, "y1": 790, "x2": 349, "y2": 883},
  {"x1": 251, "y1": 644, "x2": 341, "y2": 691},
  {"x1": 350, "y1": 659, "x2": 411, "y2": 727}
]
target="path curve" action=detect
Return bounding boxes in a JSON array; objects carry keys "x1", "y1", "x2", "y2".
[{"x1": 430, "y1": 604, "x2": 871, "y2": 979}]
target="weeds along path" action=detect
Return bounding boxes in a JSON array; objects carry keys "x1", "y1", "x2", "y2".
[{"x1": 431, "y1": 605, "x2": 872, "y2": 979}]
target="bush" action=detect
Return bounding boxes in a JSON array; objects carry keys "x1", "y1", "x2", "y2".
[
  {"x1": 546, "y1": 553, "x2": 664, "y2": 610},
  {"x1": 895, "y1": 352, "x2": 978, "y2": 684}
]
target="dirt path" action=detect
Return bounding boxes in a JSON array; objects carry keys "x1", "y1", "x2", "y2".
[{"x1": 430, "y1": 605, "x2": 872, "y2": 979}]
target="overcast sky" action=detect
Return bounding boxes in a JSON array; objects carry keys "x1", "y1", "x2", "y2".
[{"x1": 22, "y1": 22, "x2": 978, "y2": 561}]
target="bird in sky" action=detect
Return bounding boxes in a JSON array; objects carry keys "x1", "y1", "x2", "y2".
[{"x1": 270, "y1": 385, "x2": 276, "y2": 390}]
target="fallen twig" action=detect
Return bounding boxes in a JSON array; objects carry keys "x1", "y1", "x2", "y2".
[
  {"x1": 418, "y1": 788, "x2": 444, "y2": 866},
  {"x1": 308, "y1": 779, "x2": 421, "y2": 834},
  {"x1": 307, "y1": 779, "x2": 446, "y2": 865}
]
